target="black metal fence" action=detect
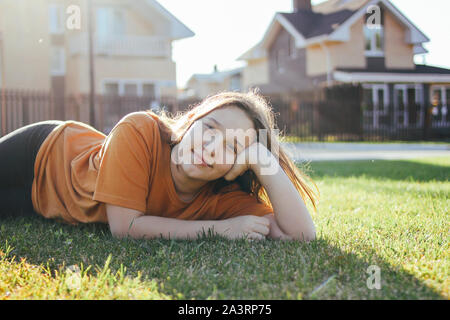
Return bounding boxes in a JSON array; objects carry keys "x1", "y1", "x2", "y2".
[
  {"x1": 1, "y1": 86, "x2": 449, "y2": 141},
  {"x1": 0, "y1": 90, "x2": 179, "y2": 136},
  {"x1": 267, "y1": 85, "x2": 450, "y2": 142}
]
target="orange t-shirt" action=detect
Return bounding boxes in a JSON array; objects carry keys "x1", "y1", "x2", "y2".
[{"x1": 31, "y1": 111, "x2": 274, "y2": 225}]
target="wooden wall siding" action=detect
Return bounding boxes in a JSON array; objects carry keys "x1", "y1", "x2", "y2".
[{"x1": 267, "y1": 28, "x2": 315, "y2": 93}]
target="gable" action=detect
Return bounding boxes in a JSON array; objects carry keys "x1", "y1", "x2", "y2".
[
  {"x1": 248, "y1": 0, "x2": 429, "y2": 60},
  {"x1": 129, "y1": 0, "x2": 194, "y2": 40}
]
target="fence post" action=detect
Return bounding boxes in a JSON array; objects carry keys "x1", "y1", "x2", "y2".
[
  {"x1": 1, "y1": 88, "x2": 5, "y2": 136},
  {"x1": 22, "y1": 93, "x2": 29, "y2": 125}
]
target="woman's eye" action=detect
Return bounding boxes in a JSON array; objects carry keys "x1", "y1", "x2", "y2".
[{"x1": 226, "y1": 143, "x2": 236, "y2": 154}]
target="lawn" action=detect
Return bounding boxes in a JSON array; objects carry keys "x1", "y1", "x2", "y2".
[
  {"x1": 280, "y1": 135, "x2": 450, "y2": 145},
  {"x1": 0, "y1": 156, "x2": 448, "y2": 300}
]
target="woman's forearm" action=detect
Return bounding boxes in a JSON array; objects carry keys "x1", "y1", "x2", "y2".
[
  {"x1": 252, "y1": 150, "x2": 316, "y2": 241},
  {"x1": 123, "y1": 215, "x2": 225, "y2": 240}
]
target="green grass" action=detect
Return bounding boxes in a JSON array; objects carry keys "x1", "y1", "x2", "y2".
[
  {"x1": 1, "y1": 157, "x2": 449, "y2": 300},
  {"x1": 280, "y1": 135, "x2": 450, "y2": 145}
]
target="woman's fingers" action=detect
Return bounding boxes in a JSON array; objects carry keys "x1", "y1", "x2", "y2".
[
  {"x1": 223, "y1": 144, "x2": 254, "y2": 181},
  {"x1": 252, "y1": 223, "x2": 270, "y2": 236},
  {"x1": 245, "y1": 232, "x2": 266, "y2": 240},
  {"x1": 254, "y1": 216, "x2": 270, "y2": 227},
  {"x1": 224, "y1": 162, "x2": 247, "y2": 181}
]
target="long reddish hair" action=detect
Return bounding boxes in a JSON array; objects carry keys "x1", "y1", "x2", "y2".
[{"x1": 148, "y1": 90, "x2": 320, "y2": 214}]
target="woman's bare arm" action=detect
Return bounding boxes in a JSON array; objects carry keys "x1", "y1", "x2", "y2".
[
  {"x1": 106, "y1": 204, "x2": 270, "y2": 240},
  {"x1": 106, "y1": 204, "x2": 225, "y2": 240},
  {"x1": 264, "y1": 214, "x2": 294, "y2": 240},
  {"x1": 251, "y1": 145, "x2": 316, "y2": 242},
  {"x1": 224, "y1": 143, "x2": 316, "y2": 242}
]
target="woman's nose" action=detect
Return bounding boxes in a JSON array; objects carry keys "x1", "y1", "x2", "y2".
[{"x1": 203, "y1": 139, "x2": 216, "y2": 158}]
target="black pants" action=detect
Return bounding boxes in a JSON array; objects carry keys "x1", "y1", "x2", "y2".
[{"x1": 0, "y1": 121, "x2": 64, "y2": 218}]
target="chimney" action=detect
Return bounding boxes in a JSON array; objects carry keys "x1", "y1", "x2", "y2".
[{"x1": 294, "y1": 0, "x2": 312, "y2": 12}]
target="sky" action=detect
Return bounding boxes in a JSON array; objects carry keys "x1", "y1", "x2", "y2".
[{"x1": 156, "y1": 0, "x2": 450, "y2": 88}]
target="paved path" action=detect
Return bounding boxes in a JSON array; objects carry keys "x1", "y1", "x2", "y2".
[{"x1": 281, "y1": 142, "x2": 450, "y2": 162}]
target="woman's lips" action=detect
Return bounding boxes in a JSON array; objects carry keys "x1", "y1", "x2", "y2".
[{"x1": 193, "y1": 151, "x2": 210, "y2": 167}]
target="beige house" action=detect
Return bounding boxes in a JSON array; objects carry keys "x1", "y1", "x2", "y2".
[
  {"x1": 0, "y1": 0, "x2": 194, "y2": 100},
  {"x1": 239, "y1": 0, "x2": 450, "y2": 129},
  {"x1": 184, "y1": 66, "x2": 244, "y2": 100}
]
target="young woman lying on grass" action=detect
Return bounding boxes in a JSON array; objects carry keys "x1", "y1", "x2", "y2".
[{"x1": 0, "y1": 91, "x2": 319, "y2": 241}]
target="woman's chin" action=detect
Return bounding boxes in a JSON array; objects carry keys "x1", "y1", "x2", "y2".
[{"x1": 183, "y1": 163, "x2": 226, "y2": 181}]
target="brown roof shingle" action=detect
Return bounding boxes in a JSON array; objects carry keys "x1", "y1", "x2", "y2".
[{"x1": 280, "y1": 9, "x2": 356, "y2": 38}]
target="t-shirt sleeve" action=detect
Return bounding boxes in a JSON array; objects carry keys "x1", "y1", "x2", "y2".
[
  {"x1": 214, "y1": 190, "x2": 274, "y2": 220},
  {"x1": 93, "y1": 122, "x2": 151, "y2": 212}
]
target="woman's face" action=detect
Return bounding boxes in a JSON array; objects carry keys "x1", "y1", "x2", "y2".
[{"x1": 174, "y1": 106, "x2": 257, "y2": 181}]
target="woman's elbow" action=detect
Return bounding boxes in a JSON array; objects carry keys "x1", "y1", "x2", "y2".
[
  {"x1": 108, "y1": 223, "x2": 126, "y2": 239},
  {"x1": 290, "y1": 227, "x2": 316, "y2": 242}
]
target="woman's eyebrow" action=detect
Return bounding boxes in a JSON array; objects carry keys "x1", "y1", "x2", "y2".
[
  {"x1": 205, "y1": 117, "x2": 244, "y2": 149},
  {"x1": 205, "y1": 117, "x2": 224, "y2": 129}
]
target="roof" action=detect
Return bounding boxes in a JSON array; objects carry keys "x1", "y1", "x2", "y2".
[
  {"x1": 239, "y1": 0, "x2": 429, "y2": 61},
  {"x1": 337, "y1": 64, "x2": 450, "y2": 74},
  {"x1": 188, "y1": 68, "x2": 244, "y2": 84},
  {"x1": 314, "y1": 0, "x2": 370, "y2": 14},
  {"x1": 334, "y1": 64, "x2": 450, "y2": 83},
  {"x1": 131, "y1": 0, "x2": 195, "y2": 40},
  {"x1": 280, "y1": 8, "x2": 356, "y2": 39}
]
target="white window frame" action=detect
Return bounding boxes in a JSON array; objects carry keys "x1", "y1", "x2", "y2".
[
  {"x1": 50, "y1": 46, "x2": 66, "y2": 76},
  {"x1": 430, "y1": 85, "x2": 450, "y2": 125},
  {"x1": 288, "y1": 36, "x2": 297, "y2": 59},
  {"x1": 275, "y1": 49, "x2": 284, "y2": 73},
  {"x1": 394, "y1": 84, "x2": 424, "y2": 128},
  {"x1": 362, "y1": 83, "x2": 389, "y2": 128},
  {"x1": 49, "y1": 4, "x2": 65, "y2": 34},
  {"x1": 230, "y1": 75, "x2": 241, "y2": 92},
  {"x1": 364, "y1": 25, "x2": 385, "y2": 57},
  {"x1": 101, "y1": 79, "x2": 161, "y2": 99}
]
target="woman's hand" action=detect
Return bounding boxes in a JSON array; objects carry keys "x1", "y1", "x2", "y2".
[
  {"x1": 263, "y1": 214, "x2": 294, "y2": 241},
  {"x1": 219, "y1": 215, "x2": 270, "y2": 240},
  {"x1": 224, "y1": 142, "x2": 275, "y2": 181}
]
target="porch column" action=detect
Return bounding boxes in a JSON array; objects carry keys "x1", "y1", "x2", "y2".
[{"x1": 422, "y1": 83, "x2": 431, "y2": 140}]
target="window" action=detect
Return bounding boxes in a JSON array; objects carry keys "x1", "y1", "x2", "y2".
[
  {"x1": 103, "y1": 81, "x2": 157, "y2": 97},
  {"x1": 394, "y1": 84, "x2": 424, "y2": 127},
  {"x1": 275, "y1": 49, "x2": 284, "y2": 73},
  {"x1": 49, "y1": 4, "x2": 65, "y2": 34},
  {"x1": 430, "y1": 85, "x2": 450, "y2": 123},
  {"x1": 143, "y1": 84, "x2": 156, "y2": 97},
  {"x1": 104, "y1": 83, "x2": 119, "y2": 96},
  {"x1": 124, "y1": 83, "x2": 138, "y2": 96},
  {"x1": 362, "y1": 84, "x2": 389, "y2": 128},
  {"x1": 288, "y1": 36, "x2": 297, "y2": 59},
  {"x1": 50, "y1": 47, "x2": 66, "y2": 76},
  {"x1": 230, "y1": 75, "x2": 241, "y2": 91},
  {"x1": 364, "y1": 25, "x2": 384, "y2": 56},
  {"x1": 97, "y1": 7, "x2": 126, "y2": 37}
]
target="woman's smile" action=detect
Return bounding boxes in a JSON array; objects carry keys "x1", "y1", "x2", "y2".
[{"x1": 192, "y1": 149, "x2": 211, "y2": 168}]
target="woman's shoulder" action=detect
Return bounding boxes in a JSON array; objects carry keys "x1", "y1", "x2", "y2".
[
  {"x1": 110, "y1": 111, "x2": 163, "y2": 140},
  {"x1": 118, "y1": 111, "x2": 160, "y2": 129}
]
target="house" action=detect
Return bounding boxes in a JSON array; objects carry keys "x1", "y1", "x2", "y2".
[
  {"x1": 184, "y1": 66, "x2": 244, "y2": 100},
  {"x1": 238, "y1": 0, "x2": 450, "y2": 130},
  {"x1": 0, "y1": 0, "x2": 194, "y2": 117}
]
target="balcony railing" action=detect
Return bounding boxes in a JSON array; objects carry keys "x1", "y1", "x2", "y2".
[{"x1": 69, "y1": 33, "x2": 171, "y2": 58}]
